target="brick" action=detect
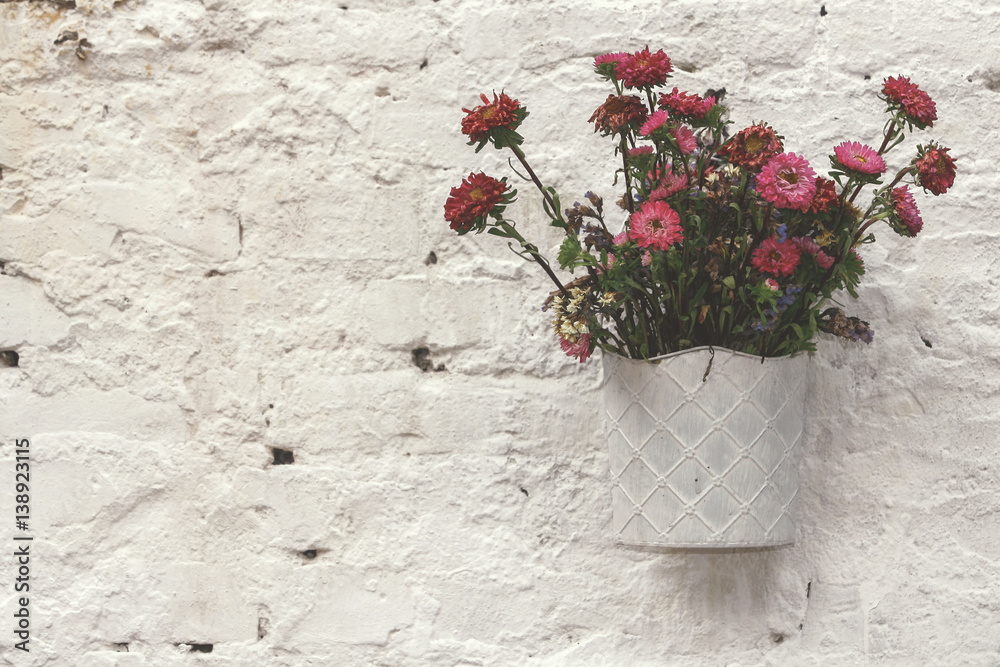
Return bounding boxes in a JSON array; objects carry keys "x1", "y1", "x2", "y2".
[
  {"x1": 276, "y1": 569, "x2": 414, "y2": 648},
  {"x1": 0, "y1": 275, "x2": 73, "y2": 347}
]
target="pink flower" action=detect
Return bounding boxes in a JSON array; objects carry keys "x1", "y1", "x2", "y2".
[
  {"x1": 765, "y1": 278, "x2": 780, "y2": 290},
  {"x1": 890, "y1": 185, "x2": 923, "y2": 236},
  {"x1": 815, "y1": 250, "x2": 835, "y2": 270},
  {"x1": 612, "y1": 230, "x2": 629, "y2": 245},
  {"x1": 658, "y1": 87, "x2": 715, "y2": 119},
  {"x1": 756, "y1": 153, "x2": 818, "y2": 211},
  {"x1": 792, "y1": 236, "x2": 820, "y2": 256},
  {"x1": 628, "y1": 145, "x2": 654, "y2": 157},
  {"x1": 618, "y1": 47, "x2": 673, "y2": 89},
  {"x1": 594, "y1": 52, "x2": 628, "y2": 69},
  {"x1": 672, "y1": 125, "x2": 697, "y2": 154},
  {"x1": 751, "y1": 237, "x2": 802, "y2": 277},
  {"x1": 834, "y1": 141, "x2": 887, "y2": 175},
  {"x1": 629, "y1": 200, "x2": 683, "y2": 251},
  {"x1": 793, "y1": 236, "x2": 836, "y2": 269},
  {"x1": 560, "y1": 333, "x2": 593, "y2": 363},
  {"x1": 639, "y1": 109, "x2": 671, "y2": 137},
  {"x1": 648, "y1": 166, "x2": 688, "y2": 200}
]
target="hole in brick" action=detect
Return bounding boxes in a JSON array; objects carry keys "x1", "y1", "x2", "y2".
[
  {"x1": 204, "y1": 269, "x2": 224, "y2": 277},
  {"x1": 0, "y1": 351, "x2": 19, "y2": 367},
  {"x1": 520, "y1": 487, "x2": 529, "y2": 497},
  {"x1": 412, "y1": 347, "x2": 447, "y2": 372},
  {"x1": 820, "y1": 5, "x2": 827, "y2": 15},
  {"x1": 188, "y1": 643, "x2": 213, "y2": 653},
  {"x1": 412, "y1": 347, "x2": 433, "y2": 371},
  {"x1": 771, "y1": 632, "x2": 785, "y2": 644},
  {"x1": 922, "y1": 337, "x2": 933, "y2": 348},
  {"x1": 257, "y1": 617, "x2": 270, "y2": 640},
  {"x1": 301, "y1": 549, "x2": 317, "y2": 559},
  {"x1": 271, "y1": 448, "x2": 294, "y2": 465},
  {"x1": 55, "y1": 30, "x2": 79, "y2": 45},
  {"x1": 419, "y1": 58, "x2": 428, "y2": 69},
  {"x1": 425, "y1": 250, "x2": 437, "y2": 265},
  {"x1": 806, "y1": 581, "x2": 811, "y2": 598},
  {"x1": 113, "y1": 643, "x2": 129, "y2": 652},
  {"x1": 704, "y1": 87, "x2": 726, "y2": 103},
  {"x1": 864, "y1": 74, "x2": 871, "y2": 80}
]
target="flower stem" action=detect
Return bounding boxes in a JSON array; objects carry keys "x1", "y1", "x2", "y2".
[
  {"x1": 498, "y1": 221, "x2": 569, "y2": 297},
  {"x1": 619, "y1": 135, "x2": 635, "y2": 213},
  {"x1": 508, "y1": 144, "x2": 558, "y2": 217}
]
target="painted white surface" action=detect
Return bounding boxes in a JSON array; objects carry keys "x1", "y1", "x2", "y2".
[{"x1": 1, "y1": 0, "x2": 998, "y2": 664}]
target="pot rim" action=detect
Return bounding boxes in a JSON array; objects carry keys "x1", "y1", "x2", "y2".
[{"x1": 602, "y1": 345, "x2": 805, "y2": 364}]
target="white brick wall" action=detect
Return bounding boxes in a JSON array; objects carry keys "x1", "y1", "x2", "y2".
[{"x1": 2, "y1": 0, "x2": 998, "y2": 664}]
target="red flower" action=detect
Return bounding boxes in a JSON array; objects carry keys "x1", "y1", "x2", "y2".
[
  {"x1": 808, "y1": 177, "x2": 839, "y2": 214},
  {"x1": 588, "y1": 94, "x2": 647, "y2": 136},
  {"x1": 890, "y1": 186, "x2": 923, "y2": 236},
  {"x1": 915, "y1": 144, "x2": 957, "y2": 195},
  {"x1": 882, "y1": 75, "x2": 937, "y2": 128},
  {"x1": 461, "y1": 92, "x2": 523, "y2": 144},
  {"x1": 718, "y1": 123, "x2": 783, "y2": 170},
  {"x1": 658, "y1": 87, "x2": 716, "y2": 119},
  {"x1": 444, "y1": 173, "x2": 508, "y2": 232},
  {"x1": 617, "y1": 47, "x2": 673, "y2": 89},
  {"x1": 751, "y1": 237, "x2": 802, "y2": 277}
]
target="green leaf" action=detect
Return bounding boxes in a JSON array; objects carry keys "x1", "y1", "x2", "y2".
[
  {"x1": 559, "y1": 237, "x2": 580, "y2": 262},
  {"x1": 722, "y1": 276, "x2": 736, "y2": 290}
]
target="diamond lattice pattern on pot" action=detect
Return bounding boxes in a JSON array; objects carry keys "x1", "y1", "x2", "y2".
[{"x1": 604, "y1": 349, "x2": 807, "y2": 547}]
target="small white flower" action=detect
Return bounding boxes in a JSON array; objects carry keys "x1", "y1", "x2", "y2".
[{"x1": 722, "y1": 163, "x2": 741, "y2": 179}]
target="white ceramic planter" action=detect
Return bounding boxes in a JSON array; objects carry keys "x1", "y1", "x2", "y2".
[{"x1": 602, "y1": 347, "x2": 808, "y2": 548}]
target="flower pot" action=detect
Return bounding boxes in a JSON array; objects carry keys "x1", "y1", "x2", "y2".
[{"x1": 602, "y1": 347, "x2": 808, "y2": 548}]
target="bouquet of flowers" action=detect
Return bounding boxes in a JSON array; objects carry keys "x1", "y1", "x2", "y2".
[{"x1": 444, "y1": 47, "x2": 956, "y2": 362}]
